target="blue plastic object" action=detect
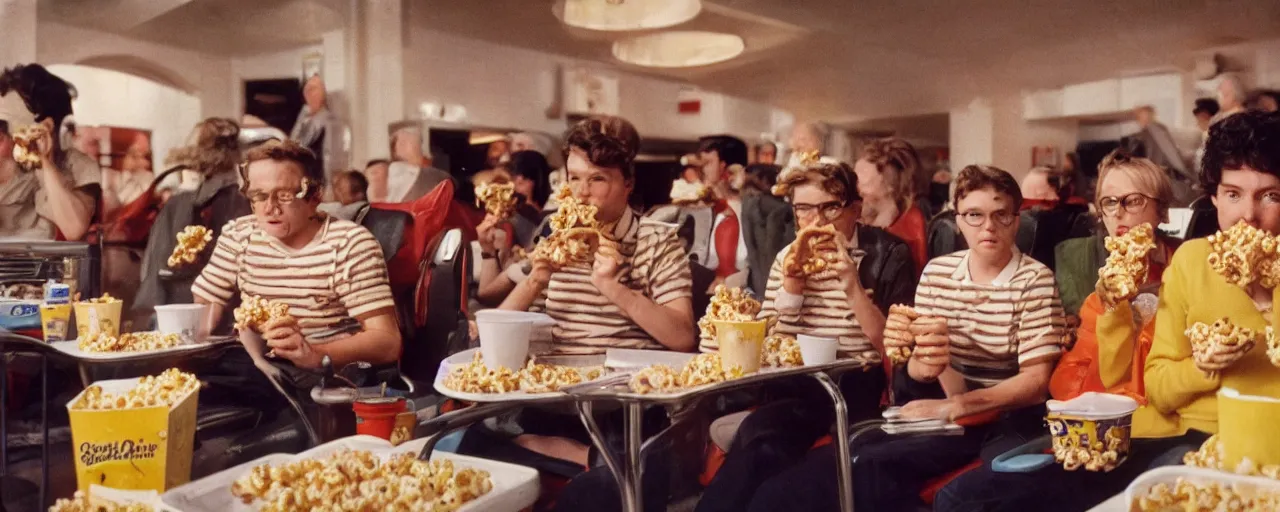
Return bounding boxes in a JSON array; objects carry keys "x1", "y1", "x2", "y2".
[{"x1": 991, "y1": 436, "x2": 1056, "y2": 473}]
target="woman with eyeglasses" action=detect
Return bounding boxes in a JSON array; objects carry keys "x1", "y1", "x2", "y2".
[
  {"x1": 696, "y1": 158, "x2": 918, "y2": 512},
  {"x1": 931, "y1": 151, "x2": 1183, "y2": 511},
  {"x1": 193, "y1": 139, "x2": 402, "y2": 370},
  {"x1": 740, "y1": 165, "x2": 1066, "y2": 512}
]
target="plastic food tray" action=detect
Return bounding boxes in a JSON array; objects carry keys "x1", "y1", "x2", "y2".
[
  {"x1": 161, "y1": 435, "x2": 539, "y2": 511},
  {"x1": 1123, "y1": 465, "x2": 1280, "y2": 508},
  {"x1": 51, "y1": 336, "x2": 231, "y2": 361},
  {"x1": 433, "y1": 348, "x2": 607, "y2": 403}
]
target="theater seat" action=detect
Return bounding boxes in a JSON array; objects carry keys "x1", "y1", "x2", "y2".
[
  {"x1": 926, "y1": 211, "x2": 966, "y2": 259},
  {"x1": 402, "y1": 228, "x2": 469, "y2": 384},
  {"x1": 1185, "y1": 196, "x2": 1217, "y2": 240}
]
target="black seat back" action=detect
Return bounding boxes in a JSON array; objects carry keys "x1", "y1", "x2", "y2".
[
  {"x1": 1186, "y1": 196, "x2": 1218, "y2": 240},
  {"x1": 403, "y1": 228, "x2": 468, "y2": 384},
  {"x1": 360, "y1": 207, "x2": 412, "y2": 263},
  {"x1": 926, "y1": 210, "x2": 966, "y2": 259}
]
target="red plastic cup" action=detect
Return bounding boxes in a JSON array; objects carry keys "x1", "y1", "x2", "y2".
[{"x1": 353, "y1": 397, "x2": 407, "y2": 440}]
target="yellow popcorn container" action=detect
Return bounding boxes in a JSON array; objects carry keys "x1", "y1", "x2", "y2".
[
  {"x1": 66, "y1": 378, "x2": 199, "y2": 493},
  {"x1": 1219, "y1": 387, "x2": 1280, "y2": 469},
  {"x1": 713, "y1": 319, "x2": 767, "y2": 374},
  {"x1": 74, "y1": 300, "x2": 122, "y2": 338}
]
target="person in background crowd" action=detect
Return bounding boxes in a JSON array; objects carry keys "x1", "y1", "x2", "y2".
[
  {"x1": 387, "y1": 125, "x2": 452, "y2": 202},
  {"x1": 134, "y1": 118, "x2": 249, "y2": 323},
  {"x1": 854, "y1": 137, "x2": 929, "y2": 271},
  {"x1": 739, "y1": 163, "x2": 780, "y2": 196},
  {"x1": 506, "y1": 150, "x2": 552, "y2": 247},
  {"x1": 319, "y1": 170, "x2": 371, "y2": 222},
  {"x1": 784, "y1": 122, "x2": 828, "y2": 170},
  {"x1": 71, "y1": 123, "x2": 101, "y2": 162},
  {"x1": 362, "y1": 159, "x2": 390, "y2": 202},
  {"x1": 698, "y1": 158, "x2": 915, "y2": 512},
  {"x1": 194, "y1": 139, "x2": 400, "y2": 370},
  {"x1": 1252, "y1": 90, "x2": 1280, "y2": 113},
  {"x1": 1132, "y1": 105, "x2": 1196, "y2": 206},
  {"x1": 698, "y1": 135, "x2": 751, "y2": 285},
  {"x1": 747, "y1": 165, "x2": 1065, "y2": 512},
  {"x1": 462, "y1": 116, "x2": 691, "y2": 512},
  {"x1": 936, "y1": 152, "x2": 1184, "y2": 511},
  {"x1": 680, "y1": 153, "x2": 703, "y2": 184},
  {"x1": 754, "y1": 141, "x2": 777, "y2": 165},
  {"x1": 1194, "y1": 98, "x2": 1221, "y2": 133},
  {"x1": 1212, "y1": 74, "x2": 1248, "y2": 126},
  {"x1": 486, "y1": 138, "x2": 510, "y2": 167},
  {"x1": 289, "y1": 74, "x2": 339, "y2": 174},
  {"x1": 0, "y1": 64, "x2": 100, "y2": 240},
  {"x1": 103, "y1": 133, "x2": 153, "y2": 218}
]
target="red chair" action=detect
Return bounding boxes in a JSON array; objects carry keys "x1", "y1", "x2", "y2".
[{"x1": 370, "y1": 180, "x2": 456, "y2": 294}]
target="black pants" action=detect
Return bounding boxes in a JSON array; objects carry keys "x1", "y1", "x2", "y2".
[
  {"x1": 696, "y1": 368, "x2": 886, "y2": 512},
  {"x1": 744, "y1": 369, "x2": 1044, "y2": 512},
  {"x1": 934, "y1": 430, "x2": 1211, "y2": 512},
  {"x1": 456, "y1": 406, "x2": 671, "y2": 512}
]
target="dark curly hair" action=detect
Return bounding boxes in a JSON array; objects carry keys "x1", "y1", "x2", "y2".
[
  {"x1": 953, "y1": 165, "x2": 1023, "y2": 212},
  {"x1": 698, "y1": 135, "x2": 748, "y2": 168},
  {"x1": 1200, "y1": 110, "x2": 1280, "y2": 196},
  {"x1": 0, "y1": 64, "x2": 76, "y2": 158},
  {"x1": 563, "y1": 116, "x2": 640, "y2": 179}
]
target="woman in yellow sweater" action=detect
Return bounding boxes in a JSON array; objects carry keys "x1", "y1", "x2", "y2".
[{"x1": 934, "y1": 112, "x2": 1280, "y2": 511}]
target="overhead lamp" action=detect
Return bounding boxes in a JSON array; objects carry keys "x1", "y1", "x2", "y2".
[
  {"x1": 612, "y1": 31, "x2": 745, "y2": 68},
  {"x1": 553, "y1": 0, "x2": 701, "y2": 32}
]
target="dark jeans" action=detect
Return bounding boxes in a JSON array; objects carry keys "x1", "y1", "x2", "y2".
[
  {"x1": 744, "y1": 369, "x2": 1045, "y2": 512},
  {"x1": 934, "y1": 430, "x2": 1211, "y2": 512},
  {"x1": 456, "y1": 406, "x2": 671, "y2": 512},
  {"x1": 696, "y1": 368, "x2": 886, "y2": 512}
]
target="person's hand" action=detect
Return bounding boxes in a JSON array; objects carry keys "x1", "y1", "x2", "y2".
[
  {"x1": 899, "y1": 398, "x2": 961, "y2": 421},
  {"x1": 477, "y1": 214, "x2": 500, "y2": 253},
  {"x1": 528, "y1": 256, "x2": 555, "y2": 289},
  {"x1": 591, "y1": 239, "x2": 623, "y2": 286},
  {"x1": 33, "y1": 122, "x2": 55, "y2": 165},
  {"x1": 262, "y1": 317, "x2": 323, "y2": 369},
  {"x1": 830, "y1": 233, "x2": 864, "y2": 297}
]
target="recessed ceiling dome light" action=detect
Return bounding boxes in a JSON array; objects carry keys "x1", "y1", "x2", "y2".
[
  {"x1": 612, "y1": 31, "x2": 745, "y2": 68},
  {"x1": 553, "y1": 0, "x2": 701, "y2": 32}
]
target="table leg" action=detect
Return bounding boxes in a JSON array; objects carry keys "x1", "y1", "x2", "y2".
[
  {"x1": 624, "y1": 401, "x2": 643, "y2": 512},
  {"x1": 810, "y1": 372, "x2": 852, "y2": 512},
  {"x1": 575, "y1": 400, "x2": 638, "y2": 512},
  {"x1": 40, "y1": 356, "x2": 48, "y2": 509},
  {"x1": 1, "y1": 354, "x2": 7, "y2": 478}
]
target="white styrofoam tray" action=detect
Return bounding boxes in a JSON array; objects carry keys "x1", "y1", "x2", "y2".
[
  {"x1": 76, "y1": 485, "x2": 181, "y2": 512},
  {"x1": 433, "y1": 348, "x2": 607, "y2": 402},
  {"x1": 51, "y1": 336, "x2": 228, "y2": 361},
  {"x1": 161, "y1": 435, "x2": 539, "y2": 511}
]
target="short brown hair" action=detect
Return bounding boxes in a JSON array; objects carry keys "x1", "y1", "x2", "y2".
[
  {"x1": 240, "y1": 139, "x2": 324, "y2": 197},
  {"x1": 563, "y1": 116, "x2": 640, "y2": 179},
  {"x1": 859, "y1": 137, "x2": 924, "y2": 207},
  {"x1": 165, "y1": 117, "x2": 240, "y2": 176},
  {"x1": 775, "y1": 160, "x2": 861, "y2": 206},
  {"x1": 953, "y1": 165, "x2": 1022, "y2": 211}
]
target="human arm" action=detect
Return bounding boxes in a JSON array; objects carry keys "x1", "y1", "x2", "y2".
[
  {"x1": 263, "y1": 309, "x2": 402, "y2": 368},
  {"x1": 592, "y1": 239, "x2": 696, "y2": 352},
  {"x1": 475, "y1": 214, "x2": 519, "y2": 306},
  {"x1": 1096, "y1": 297, "x2": 1140, "y2": 389},
  {"x1": 498, "y1": 260, "x2": 551, "y2": 311},
  {"x1": 33, "y1": 126, "x2": 96, "y2": 240},
  {"x1": 1144, "y1": 253, "x2": 1221, "y2": 414}
]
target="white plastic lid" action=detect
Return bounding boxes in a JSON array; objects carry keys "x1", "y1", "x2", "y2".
[{"x1": 1046, "y1": 392, "x2": 1139, "y2": 419}]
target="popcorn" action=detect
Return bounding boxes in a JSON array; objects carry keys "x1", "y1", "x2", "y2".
[
  {"x1": 167, "y1": 225, "x2": 212, "y2": 268},
  {"x1": 233, "y1": 295, "x2": 292, "y2": 333},
  {"x1": 628, "y1": 365, "x2": 682, "y2": 394},
  {"x1": 530, "y1": 186, "x2": 602, "y2": 268},
  {"x1": 1131, "y1": 477, "x2": 1280, "y2": 511},
  {"x1": 11, "y1": 125, "x2": 45, "y2": 170},
  {"x1": 1185, "y1": 319, "x2": 1257, "y2": 378},
  {"x1": 78, "y1": 331, "x2": 181, "y2": 353},
  {"x1": 784, "y1": 224, "x2": 840, "y2": 277},
  {"x1": 70, "y1": 369, "x2": 199, "y2": 411},
  {"x1": 1184, "y1": 435, "x2": 1280, "y2": 480},
  {"x1": 48, "y1": 490, "x2": 153, "y2": 512},
  {"x1": 1047, "y1": 417, "x2": 1126, "y2": 472},
  {"x1": 81, "y1": 293, "x2": 121, "y2": 304},
  {"x1": 698, "y1": 285, "x2": 762, "y2": 347},
  {"x1": 1207, "y1": 221, "x2": 1280, "y2": 288},
  {"x1": 441, "y1": 352, "x2": 603, "y2": 394},
  {"x1": 1268, "y1": 327, "x2": 1280, "y2": 368},
  {"x1": 628, "y1": 353, "x2": 744, "y2": 394},
  {"x1": 1097, "y1": 223, "x2": 1157, "y2": 309},
  {"x1": 475, "y1": 181, "x2": 517, "y2": 219},
  {"x1": 761, "y1": 334, "x2": 803, "y2": 367},
  {"x1": 884, "y1": 304, "x2": 920, "y2": 365},
  {"x1": 230, "y1": 450, "x2": 493, "y2": 511}
]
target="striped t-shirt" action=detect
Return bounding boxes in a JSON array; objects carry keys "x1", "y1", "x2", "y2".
[
  {"x1": 751, "y1": 232, "x2": 878, "y2": 359},
  {"x1": 192, "y1": 215, "x2": 396, "y2": 343},
  {"x1": 532, "y1": 209, "x2": 693, "y2": 354},
  {"x1": 914, "y1": 250, "x2": 1066, "y2": 387}
]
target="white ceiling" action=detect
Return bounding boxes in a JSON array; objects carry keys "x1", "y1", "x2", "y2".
[{"x1": 38, "y1": 0, "x2": 1280, "y2": 123}]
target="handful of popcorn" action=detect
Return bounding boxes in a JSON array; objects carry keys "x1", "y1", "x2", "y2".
[
  {"x1": 233, "y1": 295, "x2": 292, "y2": 333},
  {"x1": 530, "y1": 185, "x2": 602, "y2": 268},
  {"x1": 1097, "y1": 223, "x2": 1156, "y2": 309},
  {"x1": 1186, "y1": 318, "x2": 1257, "y2": 378},
  {"x1": 1207, "y1": 221, "x2": 1280, "y2": 288},
  {"x1": 909, "y1": 316, "x2": 950, "y2": 368},
  {"x1": 784, "y1": 224, "x2": 841, "y2": 278},
  {"x1": 167, "y1": 225, "x2": 212, "y2": 268},
  {"x1": 475, "y1": 180, "x2": 517, "y2": 219},
  {"x1": 884, "y1": 304, "x2": 919, "y2": 365},
  {"x1": 761, "y1": 334, "x2": 803, "y2": 367}
]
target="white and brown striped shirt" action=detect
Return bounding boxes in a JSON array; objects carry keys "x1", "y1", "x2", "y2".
[
  {"x1": 532, "y1": 209, "x2": 693, "y2": 354},
  {"x1": 915, "y1": 250, "x2": 1065, "y2": 387},
  {"x1": 751, "y1": 233, "x2": 879, "y2": 359},
  {"x1": 192, "y1": 215, "x2": 396, "y2": 343}
]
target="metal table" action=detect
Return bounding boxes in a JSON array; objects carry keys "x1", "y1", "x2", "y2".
[
  {"x1": 0, "y1": 332, "x2": 77, "y2": 510},
  {"x1": 421, "y1": 355, "x2": 874, "y2": 512}
]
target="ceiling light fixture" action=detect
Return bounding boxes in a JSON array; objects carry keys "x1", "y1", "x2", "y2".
[
  {"x1": 612, "y1": 31, "x2": 745, "y2": 68},
  {"x1": 553, "y1": 0, "x2": 701, "y2": 32}
]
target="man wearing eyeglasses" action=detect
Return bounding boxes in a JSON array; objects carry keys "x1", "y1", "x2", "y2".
[{"x1": 192, "y1": 139, "x2": 401, "y2": 370}]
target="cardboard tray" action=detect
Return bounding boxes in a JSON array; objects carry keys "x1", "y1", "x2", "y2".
[{"x1": 161, "y1": 435, "x2": 539, "y2": 511}]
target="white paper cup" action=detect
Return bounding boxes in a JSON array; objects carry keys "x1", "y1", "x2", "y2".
[
  {"x1": 475, "y1": 310, "x2": 534, "y2": 370},
  {"x1": 797, "y1": 334, "x2": 838, "y2": 365},
  {"x1": 155, "y1": 303, "x2": 207, "y2": 342}
]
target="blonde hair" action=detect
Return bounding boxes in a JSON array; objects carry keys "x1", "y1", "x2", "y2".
[{"x1": 1096, "y1": 149, "x2": 1173, "y2": 217}]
